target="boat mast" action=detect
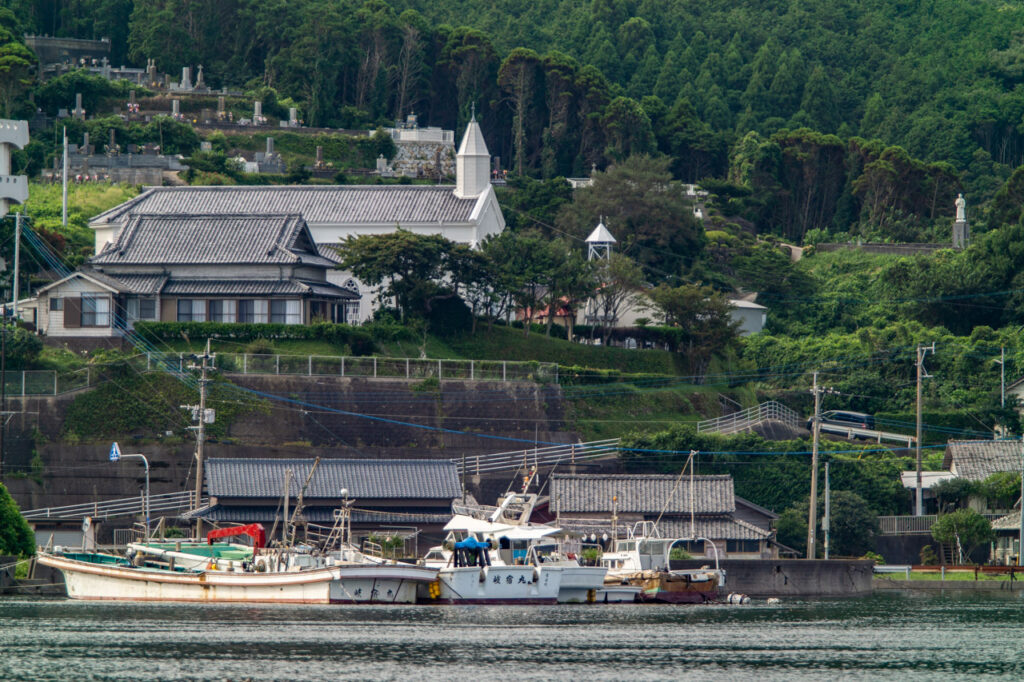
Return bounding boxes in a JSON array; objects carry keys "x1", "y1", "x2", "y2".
[{"x1": 184, "y1": 338, "x2": 213, "y2": 538}]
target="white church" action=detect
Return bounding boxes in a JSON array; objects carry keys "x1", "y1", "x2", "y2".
[{"x1": 28, "y1": 116, "x2": 505, "y2": 337}]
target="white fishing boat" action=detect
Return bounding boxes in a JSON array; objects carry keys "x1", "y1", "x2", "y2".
[
  {"x1": 423, "y1": 487, "x2": 606, "y2": 603},
  {"x1": 41, "y1": 506, "x2": 438, "y2": 604},
  {"x1": 422, "y1": 537, "x2": 562, "y2": 604}
]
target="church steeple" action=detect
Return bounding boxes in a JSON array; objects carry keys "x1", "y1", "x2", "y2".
[{"x1": 455, "y1": 106, "x2": 490, "y2": 199}]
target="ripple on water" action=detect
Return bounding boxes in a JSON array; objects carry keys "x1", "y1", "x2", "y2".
[{"x1": 3, "y1": 593, "x2": 1024, "y2": 680}]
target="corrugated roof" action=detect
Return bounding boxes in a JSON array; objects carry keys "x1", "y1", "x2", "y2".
[
  {"x1": 205, "y1": 458, "x2": 461, "y2": 500},
  {"x1": 551, "y1": 474, "x2": 735, "y2": 514},
  {"x1": 91, "y1": 186, "x2": 477, "y2": 225},
  {"x1": 91, "y1": 213, "x2": 326, "y2": 266},
  {"x1": 943, "y1": 440, "x2": 1022, "y2": 482}
]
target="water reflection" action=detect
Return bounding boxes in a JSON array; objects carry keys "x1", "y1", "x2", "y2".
[{"x1": 3, "y1": 594, "x2": 1024, "y2": 680}]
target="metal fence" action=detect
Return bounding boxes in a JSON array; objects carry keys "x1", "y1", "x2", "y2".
[
  {"x1": 697, "y1": 400, "x2": 803, "y2": 435},
  {"x1": 1, "y1": 369, "x2": 92, "y2": 397},
  {"x1": 455, "y1": 438, "x2": 621, "y2": 476},
  {"x1": 22, "y1": 491, "x2": 201, "y2": 521},
  {"x1": 878, "y1": 514, "x2": 1004, "y2": 535},
  {"x1": 198, "y1": 353, "x2": 558, "y2": 383}
]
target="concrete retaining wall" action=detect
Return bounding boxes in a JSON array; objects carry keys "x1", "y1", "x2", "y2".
[{"x1": 670, "y1": 559, "x2": 874, "y2": 597}]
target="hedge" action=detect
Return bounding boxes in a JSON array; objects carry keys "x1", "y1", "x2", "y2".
[{"x1": 132, "y1": 321, "x2": 422, "y2": 355}]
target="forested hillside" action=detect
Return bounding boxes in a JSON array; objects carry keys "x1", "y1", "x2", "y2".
[{"x1": 6, "y1": 0, "x2": 1024, "y2": 243}]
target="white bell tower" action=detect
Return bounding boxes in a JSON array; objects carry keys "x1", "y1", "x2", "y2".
[
  {"x1": 455, "y1": 105, "x2": 491, "y2": 199},
  {"x1": 586, "y1": 217, "x2": 616, "y2": 261}
]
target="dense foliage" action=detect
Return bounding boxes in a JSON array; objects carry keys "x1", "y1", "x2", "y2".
[
  {"x1": 0, "y1": 482, "x2": 34, "y2": 556},
  {"x1": 619, "y1": 425, "x2": 910, "y2": 516},
  {"x1": 8, "y1": 1, "x2": 1024, "y2": 242}
]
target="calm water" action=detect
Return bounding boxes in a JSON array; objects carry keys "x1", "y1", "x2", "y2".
[{"x1": 3, "y1": 592, "x2": 1024, "y2": 680}]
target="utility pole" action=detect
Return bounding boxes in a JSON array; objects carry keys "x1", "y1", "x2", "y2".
[
  {"x1": 11, "y1": 212, "x2": 20, "y2": 320},
  {"x1": 181, "y1": 338, "x2": 214, "y2": 538},
  {"x1": 823, "y1": 461, "x2": 831, "y2": 560},
  {"x1": 915, "y1": 343, "x2": 935, "y2": 517},
  {"x1": 61, "y1": 127, "x2": 68, "y2": 228},
  {"x1": 808, "y1": 371, "x2": 822, "y2": 559},
  {"x1": 1019, "y1": 435, "x2": 1023, "y2": 567}
]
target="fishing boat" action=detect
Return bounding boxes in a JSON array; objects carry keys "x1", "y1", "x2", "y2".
[
  {"x1": 421, "y1": 536, "x2": 561, "y2": 604},
  {"x1": 423, "y1": 489, "x2": 606, "y2": 603},
  {"x1": 40, "y1": 507, "x2": 438, "y2": 604},
  {"x1": 600, "y1": 522, "x2": 725, "y2": 604}
]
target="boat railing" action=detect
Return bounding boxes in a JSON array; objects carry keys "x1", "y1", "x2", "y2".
[
  {"x1": 362, "y1": 539, "x2": 383, "y2": 558},
  {"x1": 451, "y1": 503, "x2": 500, "y2": 520}
]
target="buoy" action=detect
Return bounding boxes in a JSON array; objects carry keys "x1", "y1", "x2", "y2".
[{"x1": 727, "y1": 593, "x2": 751, "y2": 605}]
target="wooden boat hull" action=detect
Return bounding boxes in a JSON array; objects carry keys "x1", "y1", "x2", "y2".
[
  {"x1": 39, "y1": 553, "x2": 436, "y2": 604},
  {"x1": 423, "y1": 565, "x2": 561, "y2": 604},
  {"x1": 628, "y1": 570, "x2": 720, "y2": 604}
]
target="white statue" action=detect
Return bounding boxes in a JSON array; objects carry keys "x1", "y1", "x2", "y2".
[{"x1": 955, "y1": 193, "x2": 966, "y2": 222}]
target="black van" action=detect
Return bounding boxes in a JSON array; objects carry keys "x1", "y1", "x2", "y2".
[{"x1": 808, "y1": 410, "x2": 876, "y2": 434}]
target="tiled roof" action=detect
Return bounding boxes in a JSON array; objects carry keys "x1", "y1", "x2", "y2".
[
  {"x1": 185, "y1": 504, "x2": 451, "y2": 525},
  {"x1": 550, "y1": 474, "x2": 735, "y2": 514},
  {"x1": 103, "y1": 273, "x2": 168, "y2": 295},
  {"x1": 992, "y1": 511, "x2": 1022, "y2": 531},
  {"x1": 943, "y1": 440, "x2": 1022, "y2": 481},
  {"x1": 91, "y1": 213, "x2": 330, "y2": 266},
  {"x1": 160, "y1": 279, "x2": 357, "y2": 298},
  {"x1": 205, "y1": 458, "x2": 461, "y2": 500},
  {"x1": 91, "y1": 185, "x2": 477, "y2": 225},
  {"x1": 657, "y1": 516, "x2": 771, "y2": 541}
]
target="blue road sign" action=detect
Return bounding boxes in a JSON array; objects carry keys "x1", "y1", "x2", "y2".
[{"x1": 109, "y1": 442, "x2": 121, "y2": 462}]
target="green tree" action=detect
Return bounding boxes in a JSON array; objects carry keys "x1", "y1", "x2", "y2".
[
  {"x1": 498, "y1": 47, "x2": 543, "y2": 176},
  {"x1": 647, "y1": 283, "x2": 739, "y2": 378},
  {"x1": 601, "y1": 96, "x2": 654, "y2": 161},
  {"x1": 0, "y1": 482, "x2": 34, "y2": 556},
  {"x1": 931, "y1": 508, "x2": 995, "y2": 564},
  {"x1": 335, "y1": 229, "x2": 456, "y2": 321},
  {"x1": 0, "y1": 26, "x2": 35, "y2": 116},
  {"x1": 775, "y1": 491, "x2": 878, "y2": 558},
  {"x1": 556, "y1": 155, "x2": 704, "y2": 278}
]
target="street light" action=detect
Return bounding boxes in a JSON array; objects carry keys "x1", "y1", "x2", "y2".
[{"x1": 110, "y1": 442, "x2": 150, "y2": 542}]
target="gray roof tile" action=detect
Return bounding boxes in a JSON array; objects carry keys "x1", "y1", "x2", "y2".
[
  {"x1": 91, "y1": 213, "x2": 329, "y2": 266},
  {"x1": 551, "y1": 473, "x2": 735, "y2": 514},
  {"x1": 205, "y1": 458, "x2": 461, "y2": 500},
  {"x1": 160, "y1": 279, "x2": 356, "y2": 298},
  {"x1": 943, "y1": 440, "x2": 1022, "y2": 481},
  {"x1": 92, "y1": 185, "x2": 476, "y2": 226},
  {"x1": 186, "y1": 504, "x2": 451, "y2": 525}
]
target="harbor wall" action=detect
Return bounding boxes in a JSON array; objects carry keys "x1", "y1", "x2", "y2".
[{"x1": 670, "y1": 559, "x2": 875, "y2": 597}]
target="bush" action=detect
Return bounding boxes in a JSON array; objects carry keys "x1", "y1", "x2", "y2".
[
  {"x1": 0, "y1": 483, "x2": 34, "y2": 556},
  {"x1": 134, "y1": 321, "x2": 377, "y2": 355}
]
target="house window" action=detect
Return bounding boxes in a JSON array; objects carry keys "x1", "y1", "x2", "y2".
[
  {"x1": 49, "y1": 297, "x2": 63, "y2": 311},
  {"x1": 210, "y1": 300, "x2": 237, "y2": 323},
  {"x1": 127, "y1": 297, "x2": 157, "y2": 321},
  {"x1": 674, "y1": 539, "x2": 704, "y2": 555},
  {"x1": 726, "y1": 540, "x2": 761, "y2": 553},
  {"x1": 344, "y1": 301, "x2": 360, "y2": 325},
  {"x1": 238, "y1": 300, "x2": 268, "y2": 323},
  {"x1": 81, "y1": 294, "x2": 110, "y2": 327},
  {"x1": 270, "y1": 299, "x2": 301, "y2": 324},
  {"x1": 176, "y1": 299, "x2": 206, "y2": 322}
]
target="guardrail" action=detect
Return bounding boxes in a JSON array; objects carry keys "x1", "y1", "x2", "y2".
[
  {"x1": 697, "y1": 401, "x2": 802, "y2": 435},
  {"x1": 455, "y1": 438, "x2": 620, "y2": 476},
  {"x1": 818, "y1": 423, "x2": 916, "y2": 447},
  {"x1": 22, "y1": 491, "x2": 203, "y2": 521},
  {"x1": 145, "y1": 352, "x2": 558, "y2": 383}
]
